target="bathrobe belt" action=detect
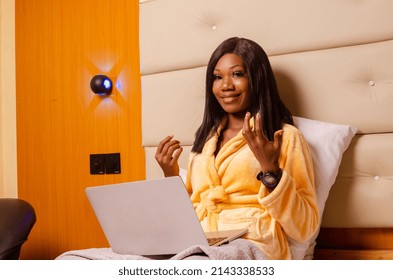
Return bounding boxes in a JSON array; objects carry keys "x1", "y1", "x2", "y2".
[{"x1": 195, "y1": 185, "x2": 261, "y2": 231}]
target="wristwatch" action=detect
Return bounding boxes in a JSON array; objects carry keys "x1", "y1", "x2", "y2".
[{"x1": 256, "y1": 169, "x2": 282, "y2": 189}]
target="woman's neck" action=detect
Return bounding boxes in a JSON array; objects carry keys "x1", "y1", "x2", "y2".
[
  {"x1": 226, "y1": 112, "x2": 246, "y2": 131},
  {"x1": 215, "y1": 113, "x2": 245, "y2": 156}
]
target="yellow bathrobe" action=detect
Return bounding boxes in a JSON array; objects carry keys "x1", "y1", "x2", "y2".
[{"x1": 185, "y1": 122, "x2": 319, "y2": 260}]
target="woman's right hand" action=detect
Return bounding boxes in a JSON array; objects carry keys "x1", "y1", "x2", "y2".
[{"x1": 155, "y1": 135, "x2": 183, "y2": 177}]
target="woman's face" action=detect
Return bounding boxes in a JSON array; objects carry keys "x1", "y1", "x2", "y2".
[{"x1": 212, "y1": 53, "x2": 250, "y2": 115}]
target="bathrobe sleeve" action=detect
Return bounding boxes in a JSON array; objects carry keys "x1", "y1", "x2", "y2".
[{"x1": 258, "y1": 124, "x2": 319, "y2": 242}]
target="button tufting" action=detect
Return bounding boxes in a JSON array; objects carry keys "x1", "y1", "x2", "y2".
[
  {"x1": 211, "y1": 25, "x2": 217, "y2": 30},
  {"x1": 368, "y1": 80, "x2": 375, "y2": 86},
  {"x1": 374, "y1": 175, "x2": 380, "y2": 181}
]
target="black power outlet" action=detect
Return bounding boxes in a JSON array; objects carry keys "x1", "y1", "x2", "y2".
[
  {"x1": 105, "y1": 153, "x2": 121, "y2": 174},
  {"x1": 90, "y1": 154, "x2": 105, "y2": 174}
]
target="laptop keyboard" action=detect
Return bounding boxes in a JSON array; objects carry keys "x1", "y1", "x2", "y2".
[{"x1": 207, "y1": 236, "x2": 227, "y2": 246}]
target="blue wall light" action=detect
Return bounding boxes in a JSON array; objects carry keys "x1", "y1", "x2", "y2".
[{"x1": 90, "y1": 74, "x2": 113, "y2": 95}]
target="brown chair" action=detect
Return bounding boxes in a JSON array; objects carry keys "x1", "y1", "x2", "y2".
[{"x1": 0, "y1": 198, "x2": 36, "y2": 259}]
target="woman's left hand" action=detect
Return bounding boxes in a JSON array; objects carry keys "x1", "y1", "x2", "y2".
[{"x1": 242, "y1": 112, "x2": 283, "y2": 172}]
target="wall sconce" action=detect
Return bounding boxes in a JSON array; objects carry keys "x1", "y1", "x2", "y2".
[{"x1": 90, "y1": 74, "x2": 113, "y2": 95}]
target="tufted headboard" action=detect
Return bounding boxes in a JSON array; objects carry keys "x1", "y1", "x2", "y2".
[{"x1": 139, "y1": 0, "x2": 393, "y2": 259}]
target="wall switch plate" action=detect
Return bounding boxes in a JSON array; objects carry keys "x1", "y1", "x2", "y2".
[
  {"x1": 90, "y1": 154, "x2": 105, "y2": 174},
  {"x1": 105, "y1": 153, "x2": 121, "y2": 174}
]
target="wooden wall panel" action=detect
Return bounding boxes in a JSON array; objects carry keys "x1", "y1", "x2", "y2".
[
  {"x1": 315, "y1": 228, "x2": 393, "y2": 260},
  {"x1": 16, "y1": 0, "x2": 144, "y2": 259},
  {"x1": 316, "y1": 228, "x2": 393, "y2": 250}
]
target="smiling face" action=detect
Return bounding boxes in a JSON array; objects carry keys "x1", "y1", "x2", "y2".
[{"x1": 212, "y1": 53, "x2": 250, "y2": 116}]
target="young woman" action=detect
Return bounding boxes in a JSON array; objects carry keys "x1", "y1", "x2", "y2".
[{"x1": 155, "y1": 37, "x2": 319, "y2": 259}]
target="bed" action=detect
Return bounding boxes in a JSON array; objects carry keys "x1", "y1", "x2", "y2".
[{"x1": 140, "y1": 0, "x2": 393, "y2": 259}]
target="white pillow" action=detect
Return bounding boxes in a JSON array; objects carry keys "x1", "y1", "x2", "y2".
[
  {"x1": 180, "y1": 117, "x2": 357, "y2": 260},
  {"x1": 290, "y1": 116, "x2": 357, "y2": 259}
]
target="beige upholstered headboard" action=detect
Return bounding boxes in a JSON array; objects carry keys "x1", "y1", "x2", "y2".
[{"x1": 140, "y1": 0, "x2": 393, "y2": 258}]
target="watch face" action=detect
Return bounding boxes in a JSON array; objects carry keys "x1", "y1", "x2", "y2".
[
  {"x1": 263, "y1": 174, "x2": 277, "y2": 186},
  {"x1": 262, "y1": 171, "x2": 281, "y2": 188}
]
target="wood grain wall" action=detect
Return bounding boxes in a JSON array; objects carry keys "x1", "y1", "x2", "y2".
[{"x1": 16, "y1": 0, "x2": 144, "y2": 259}]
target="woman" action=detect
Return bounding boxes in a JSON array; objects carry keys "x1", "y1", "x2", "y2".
[{"x1": 155, "y1": 37, "x2": 319, "y2": 259}]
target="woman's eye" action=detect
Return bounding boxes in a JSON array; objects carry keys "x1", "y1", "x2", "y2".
[
  {"x1": 213, "y1": 74, "x2": 222, "y2": 80},
  {"x1": 233, "y1": 71, "x2": 245, "y2": 77}
]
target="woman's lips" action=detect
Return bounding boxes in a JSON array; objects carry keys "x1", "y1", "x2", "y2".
[{"x1": 221, "y1": 94, "x2": 241, "y2": 103}]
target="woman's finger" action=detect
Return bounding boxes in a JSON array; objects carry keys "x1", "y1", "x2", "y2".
[
  {"x1": 165, "y1": 142, "x2": 181, "y2": 157},
  {"x1": 242, "y1": 112, "x2": 254, "y2": 140},
  {"x1": 156, "y1": 135, "x2": 174, "y2": 155},
  {"x1": 255, "y1": 112, "x2": 272, "y2": 145},
  {"x1": 273, "y1": 130, "x2": 284, "y2": 150},
  {"x1": 170, "y1": 146, "x2": 183, "y2": 164}
]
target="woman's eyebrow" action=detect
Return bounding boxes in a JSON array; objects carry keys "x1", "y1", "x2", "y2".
[{"x1": 214, "y1": 64, "x2": 244, "y2": 71}]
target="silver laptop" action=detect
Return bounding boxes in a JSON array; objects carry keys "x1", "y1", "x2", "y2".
[{"x1": 85, "y1": 176, "x2": 248, "y2": 256}]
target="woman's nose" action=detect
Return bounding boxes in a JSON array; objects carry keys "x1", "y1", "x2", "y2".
[{"x1": 221, "y1": 76, "x2": 234, "y2": 90}]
